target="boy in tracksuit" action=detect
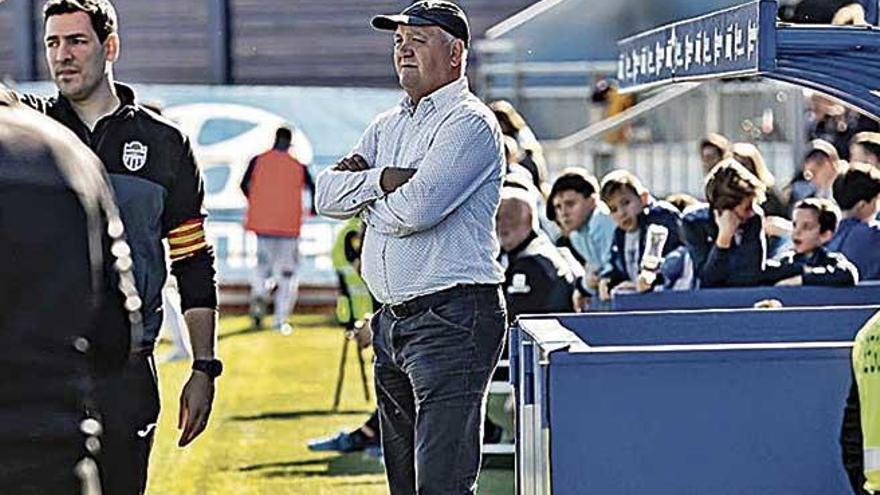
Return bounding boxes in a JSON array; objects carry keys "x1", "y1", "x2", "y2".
[
  {"x1": 597, "y1": 169, "x2": 683, "y2": 299},
  {"x1": 682, "y1": 159, "x2": 768, "y2": 288},
  {"x1": 827, "y1": 163, "x2": 880, "y2": 281},
  {"x1": 760, "y1": 198, "x2": 859, "y2": 287}
]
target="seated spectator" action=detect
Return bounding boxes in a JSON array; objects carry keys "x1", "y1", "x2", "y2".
[
  {"x1": 827, "y1": 163, "x2": 880, "y2": 280},
  {"x1": 683, "y1": 159, "x2": 767, "y2": 287},
  {"x1": 804, "y1": 139, "x2": 844, "y2": 201},
  {"x1": 598, "y1": 170, "x2": 683, "y2": 298},
  {"x1": 731, "y1": 142, "x2": 793, "y2": 257},
  {"x1": 490, "y1": 100, "x2": 548, "y2": 194},
  {"x1": 731, "y1": 142, "x2": 788, "y2": 218},
  {"x1": 801, "y1": 92, "x2": 878, "y2": 161},
  {"x1": 497, "y1": 187, "x2": 577, "y2": 317},
  {"x1": 504, "y1": 140, "x2": 559, "y2": 241},
  {"x1": 700, "y1": 133, "x2": 731, "y2": 176},
  {"x1": 850, "y1": 132, "x2": 880, "y2": 168},
  {"x1": 760, "y1": 199, "x2": 858, "y2": 287},
  {"x1": 546, "y1": 168, "x2": 616, "y2": 296}
]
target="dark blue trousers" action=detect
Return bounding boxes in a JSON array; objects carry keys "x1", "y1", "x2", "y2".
[{"x1": 373, "y1": 285, "x2": 507, "y2": 495}]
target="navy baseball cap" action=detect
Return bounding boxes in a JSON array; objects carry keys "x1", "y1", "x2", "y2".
[{"x1": 371, "y1": 1, "x2": 470, "y2": 47}]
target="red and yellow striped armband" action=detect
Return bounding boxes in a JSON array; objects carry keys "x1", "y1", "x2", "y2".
[{"x1": 168, "y1": 218, "x2": 208, "y2": 262}]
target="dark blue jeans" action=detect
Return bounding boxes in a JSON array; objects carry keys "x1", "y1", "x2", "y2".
[{"x1": 373, "y1": 286, "x2": 507, "y2": 495}]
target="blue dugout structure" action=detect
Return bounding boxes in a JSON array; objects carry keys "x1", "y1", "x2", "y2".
[
  {"x1": 617, "y1": 0, "x2": 880, "y2": 119},
  {"x1": 612, "y1": 282, "x2": 880, "y2": 311},
  {"x1": 513, "y1": 306, "x2": 880, "y2": 494},
  {"x1": 513, "y1": 2, "x2": 880, "y2": 493}
]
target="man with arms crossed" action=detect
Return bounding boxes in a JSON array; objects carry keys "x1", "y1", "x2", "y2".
[
  {"x1": 12, "y1": 1, "x2": 221, "y2": 492},
  {"x1": 316, "y1": 2, "x2": 507, "y2": 493}
]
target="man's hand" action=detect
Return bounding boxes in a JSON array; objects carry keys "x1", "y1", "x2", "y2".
[
  {"x1": 832, "y1": 3, "x2": 867, "y2": 25},
  {"x1": 775, "y1": 275, "x2": 803, "y2": 287},
  {"x1": 178, "y1": 371, "x2": 215, "y2": 447},
  {"x1": 613, "y1": 280, "x2": 638, "y2": 293},
  {"x1": 179, "y1": 308, "x2": 217, "y2": 447},
  {"x1": 713, "y1": 209, "x2": 741, "y2": 249},
  {"x1": 572, "y1": 290, "x2": 590, "y2": 312},
  {"x1": 349, "y1": 316, "x2": 373, "y2": 349},
  {"x1": 636, "y1": 270, "x2": 656, "y2": 293},
  {"x1": 380, "y1": 167, "x2": 416, "y2": 193},
  {"x1": 333, "y1": 154, "x2": 370, "y2": 172},
  {"x1": 598, "y1": 278, "x2": 612, "y2": 302}
]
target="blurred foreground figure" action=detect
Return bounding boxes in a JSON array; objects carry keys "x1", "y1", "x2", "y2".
[
  {"x1": 13, "y1": 1, "x2": 221, "y2": 491},
  {"x1": 0, "y1": 91, "x2": 136, "y2": 494}
]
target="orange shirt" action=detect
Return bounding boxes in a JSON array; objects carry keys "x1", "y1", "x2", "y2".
[{"x1": 244, "y1": 149, "x2": 306, "y2": 237}]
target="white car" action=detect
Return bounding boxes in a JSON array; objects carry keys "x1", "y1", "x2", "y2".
[
  {"x1": 165, "y1": 103, "x2": 336, "y2": 290},
  {"x1": 165, "y1": 103, "x2": 313, "y2": 210}
]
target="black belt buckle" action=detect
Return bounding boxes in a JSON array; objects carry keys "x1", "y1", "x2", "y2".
[{"x1": 388, "y1": 302, "x2": 409, "y2": 319}]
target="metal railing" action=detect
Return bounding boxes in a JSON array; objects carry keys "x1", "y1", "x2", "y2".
[{"x1": 542, "y1": 80, "x2": 807, "y2": 197}]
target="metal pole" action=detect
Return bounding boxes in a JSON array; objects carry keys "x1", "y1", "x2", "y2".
[
  {"x1": 331, "y1": 334, "x2": 349, "y2": 411},
  {"x1": 14, "y1": 0, "x2": 36, "y2": 81},
  {"x1": 356, "y1": 345, "x2": 370, "y2": 402},
  {"x1": 207, "y1": 0, "x2": 232, "y2": 84}
]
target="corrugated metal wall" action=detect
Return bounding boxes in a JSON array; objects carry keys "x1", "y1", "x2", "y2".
[
  {"x1": 0, "y1": 6, "x2": 17, "y2": 79},
  {"x1": 28, "y1": 0, "x2": 213, "y2": 83},
  {"x1": 0, "y1": 0, "x2": 534, "y2": 87}
]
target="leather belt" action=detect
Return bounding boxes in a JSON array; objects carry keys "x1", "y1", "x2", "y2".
[{"x1": 386, "y1": 284, "x2": 498, "y2": 319}]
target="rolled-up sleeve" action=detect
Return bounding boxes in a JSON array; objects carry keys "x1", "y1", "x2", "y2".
[
  {"x1": 363, "y1": 111, "x2": 502, "y2": 237},
  {"x1": 315, "y1": 167, "x2": 384, "y2": 219}
]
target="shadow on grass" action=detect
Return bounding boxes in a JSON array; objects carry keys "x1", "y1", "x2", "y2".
[
  {"x1": 217, "y1": 327, "x2": 262, "y2": 341},
  {"x1": 228, "y1": 409, "x2": 371, "y2": 422},
  {"x1": 218, "y1": 319, "x2": 344, "y2": 341},
  {"x1": 239, "y1": 454, "x2": 385, "y2": 479}
]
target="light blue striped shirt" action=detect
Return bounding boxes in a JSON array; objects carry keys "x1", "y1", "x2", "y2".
[
  {"x1": 315, "y1": 78, "x2": 506, "y2": 304},
  {"x1": 568, "y1": 202, "x2": 616, "y2": 276}
]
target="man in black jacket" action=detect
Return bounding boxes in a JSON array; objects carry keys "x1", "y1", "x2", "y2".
[
  {"x1": 0, "y1": 89, "x2": 136, "y2": 493},
  {"x1": 14, "y1": 1, "x2": 221, "y2": 492},
  {"x1": 497, "y1": 187, "x2": 577, "y2": 318}
]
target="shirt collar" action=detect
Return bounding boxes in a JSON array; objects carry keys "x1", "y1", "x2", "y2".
[
  {"x1": 56, "y1": 82, "x2": 137, "y2": 119},
  {"x1": 400, "y1": 77, "x2": 468, "y2": 116}
]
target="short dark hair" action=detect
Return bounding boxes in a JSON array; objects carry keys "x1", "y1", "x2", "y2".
[
  {"x1": 599, "y1": 169, "x2": 647, "y2": 204},
  {"x1": 856, "y1": 141, "x2": 880, "y2": 161},
  {"x1": 546, "y1": 168, "x2": 599, "y2": 221},
  {"x1": 275, "y1": 126, "x2": 292, "y2": 142},
  {"x1": 794, "y1": 198, "x2": 840, "y2": 234},
  {"x1": 833, "y1": 162, "x2": 880, "y2": 210},
  {"x1": 805, "y1": 149, "x2": 832, "y2": 163},
  {"x1": 805, "y1": 139, "x2": 839, "y2": 163},
  {"x1": 852, "y1": 132, "x2": 880, "y2": 162},
  {"x1": 43, "y1": 0, "x2": 118, "y2": 43},
  {"x1": 705, "y1": 158, "x2": 766, "y2": 211}
]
